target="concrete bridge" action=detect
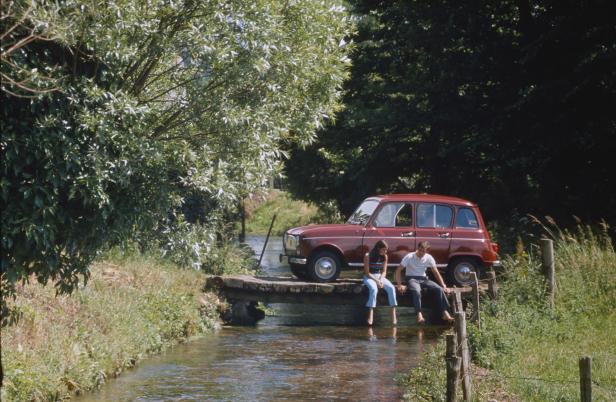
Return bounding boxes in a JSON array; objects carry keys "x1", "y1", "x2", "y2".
[{"x1": 205, "y1": 275, "x2": 496, "y2": 325}]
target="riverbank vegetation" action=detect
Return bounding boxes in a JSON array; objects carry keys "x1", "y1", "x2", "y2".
[
  {"x1": 244, "y1": 190, "x2": 342, "y2": 235},
  {"x1": 1, "y1": 246, "x2": 255, "y2": 402},
  {"x1": 1, "y1": 0, "x2": 351, "y2": 319},
  {"x1": 400, "y1": 223, "x2": 616, "y2": 401}
]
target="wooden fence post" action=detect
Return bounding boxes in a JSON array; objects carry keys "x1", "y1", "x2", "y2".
[
  {"x1": 470, "y1": 272, "x2": 481, "y2": 329},
  {"x1": 446, "y1": 334, "x2": 460, "y2": 402},
  {"x1": 455, "y1": 312, "x2": 472, "y2": 401},
  {"x1": 486, "y1": 270, "x2": 498, "y2": 299},
  {"x1": 454, "y1": 290, "x2": 463, "y2": 314},
  {"x1": 540, "y1": 238, "x2": 556, "y2": 308},
  {"x1": 579, "y1": 356, "x2": 592, "y2": 402}
]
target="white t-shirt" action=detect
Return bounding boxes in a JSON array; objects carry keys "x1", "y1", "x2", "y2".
[{"x1": 400, "y1": 252, "x2": 436, "y2": 277}]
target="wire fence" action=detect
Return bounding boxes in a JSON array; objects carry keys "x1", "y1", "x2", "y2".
[{"x1": 447, "y1": 303, "x2": 616, "y2": 401}]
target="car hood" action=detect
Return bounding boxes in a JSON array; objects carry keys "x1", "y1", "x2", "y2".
[{"x1": 286, "y1": 223, "x2": 362, "y2": 236}]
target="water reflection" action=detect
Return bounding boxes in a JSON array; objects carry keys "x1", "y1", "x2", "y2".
[
  {"x1": 75, "y1": 325, "x2": 436, "y2": 402},
  {"x1": 74, "y1": 235, "x2": 439, "y2": 402}
]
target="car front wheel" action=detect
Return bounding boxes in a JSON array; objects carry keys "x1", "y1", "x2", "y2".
[
  {"x1": 447, "y1": 258, "x2": 480, "y2": 286},
  {"x1": 307, "y1": 250, "x2": 341, "y2": 282}
]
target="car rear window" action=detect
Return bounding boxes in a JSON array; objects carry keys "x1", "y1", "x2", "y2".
[
  {"x1": 455, "y1": 207, "x2": 479, "y2": 228},
  {"x1": 417, "y1": 203, "x2": 453, "y2": 228}
]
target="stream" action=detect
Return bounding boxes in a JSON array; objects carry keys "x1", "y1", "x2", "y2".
[{"x1": 75, "y1": 235, "x2": 440, "y2": 401}]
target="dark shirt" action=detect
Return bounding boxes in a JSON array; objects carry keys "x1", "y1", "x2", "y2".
[{"x1": 368, "y1": 253, "x2": 385, "y2": 274}]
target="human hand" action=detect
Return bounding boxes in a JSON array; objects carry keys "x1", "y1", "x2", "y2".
[
  {"x1": 443, "y1": 286, "x2": 450, "y2": 294},
  {"x1": 378, "y1": 281, "x2": 384, "y2": 288}
]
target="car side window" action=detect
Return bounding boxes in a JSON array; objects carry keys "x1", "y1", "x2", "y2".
[
  {"x1": 455, "y1": 207, "x2": 479, "y2": 228},
  {"x1": 417, "y1": 203, "x2": 453, "y2": 228},
  {"x1": 374, "y1": 202, "x2": 413, "y2": 227},
  {"x1": 395, "y1": 204, "x2": 413, "y2": 227},
  {"x1": 374, "y1": 202, "x2": 401, "y2": 227}
]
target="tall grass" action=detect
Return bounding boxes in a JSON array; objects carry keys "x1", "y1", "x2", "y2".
[
  {"x1": 401, "y1": 222, "x2": 616, "y2": 401},
  {"x1": 244, "y1": 190, "x2": 342, "y2": 235},
  {"x1": 1, "y1": 251, "x2": 228, "y2": 402}
]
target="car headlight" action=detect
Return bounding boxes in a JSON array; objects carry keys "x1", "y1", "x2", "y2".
[{"x1": 284, "y1": 233, "x2": 300, "y2": 255}]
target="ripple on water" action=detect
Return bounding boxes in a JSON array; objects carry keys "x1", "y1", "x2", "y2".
[{"x1": 74, "y1": 236, "x2": 442, "y2": 401}]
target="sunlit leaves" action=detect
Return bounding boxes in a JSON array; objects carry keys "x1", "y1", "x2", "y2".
[{"x1": 1, "y1": 0, "x2": 351, "y2": 319}]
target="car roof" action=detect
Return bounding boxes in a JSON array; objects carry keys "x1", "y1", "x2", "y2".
[{"x1": 368, "y1": 193, "x2": 476, "y2": 207}]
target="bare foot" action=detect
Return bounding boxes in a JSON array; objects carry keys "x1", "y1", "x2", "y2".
[
  {"x1": 442, "y1": 311, "x2": 454, "y2": 323},
  {"x1": 367, "y1": 309, "x2": 374, "y2": 326},
  {"x1": 416, "y1": 313, "x2": 426, "y2": 325}
]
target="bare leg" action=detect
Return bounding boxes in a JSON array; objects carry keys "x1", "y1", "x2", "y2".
[
  {"x1": 367, "y1": 308, "x2": 374, "y2": 325},
  {"x1": 391, "y1": 307, "x2": 397, "y2": 325}
]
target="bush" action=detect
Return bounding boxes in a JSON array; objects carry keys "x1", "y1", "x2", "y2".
[
  {"x1": 1, "y1": 252, "x2": 221, "y2": 402},
  {"x1": 400, "y1": 221, "x2": 616, "y2": 401}
]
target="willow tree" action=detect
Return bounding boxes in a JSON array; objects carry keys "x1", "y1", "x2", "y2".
[{"x1": 0, "y1": 0, "x2": 352, "y2": 321}]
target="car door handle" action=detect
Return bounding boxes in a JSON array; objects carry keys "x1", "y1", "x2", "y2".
[
  {"x1": 438, "y1": 232, "x2": 451, "y2": 238},
  {"x1": 401, "y1": 232, "x2": 415, "y2": 237}
]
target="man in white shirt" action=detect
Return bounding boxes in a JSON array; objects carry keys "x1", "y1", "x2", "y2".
[{"x1": 395, "y1": 241, "x2": 454, "y2": 324}]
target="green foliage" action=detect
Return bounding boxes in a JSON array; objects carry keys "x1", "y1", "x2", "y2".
[
  {"x1": 1, "y1": 252, "x2": 220, "y2": 402},
  {"x1": 400, "y1": 223, "x2": 616, "y2": 401},
  {"x1": 398, "y1": 341, "x2": 446, "y2": 401},
  {"x1": 1, "y1": 0, "x2": 352, "y2": 319},
  {"x1": 469, "y1": 223, "x2": 616, "y2": 401},
  {"x1": 244, "y1": 190, "x2": 343, "y2": 235},
  {"x1": 242, "y1": 190, "x2": 343, "y2": 235},
  {"x1": 284, "y1": 0, "x2": 616, "y2": 229}
]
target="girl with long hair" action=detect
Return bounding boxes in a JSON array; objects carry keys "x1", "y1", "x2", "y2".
[{"x1": 363, "y1": 240, "x2": 397, "y2": 325}]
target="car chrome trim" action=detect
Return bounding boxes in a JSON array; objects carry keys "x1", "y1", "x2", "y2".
[
  {"x1": 348, "y1": 262, "x2": 399, "y2": 268},
  {"x1": 303, "y1": 236, "x2": 365, "y2": 240},
  {"x1": 491, "y1": 260, "x2": 502, "y2": 266},
  {"x1": 289, "y1": 257, "x2": 307, "y2": 265},
  {"x1": 303, "y1": 236, "x2": 486, "y2": 241}
]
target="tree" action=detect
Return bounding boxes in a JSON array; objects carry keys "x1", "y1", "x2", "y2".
[
  {"x1": 1, "y1": 0, "x2": 352, "y2": 322},
  {"x1": 285, "y1": 0, "x2": 616, "y2": 230}
]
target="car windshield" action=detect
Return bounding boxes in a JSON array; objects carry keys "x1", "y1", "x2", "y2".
[{"x1": 347, "y1": 199, "x2": 379, "y2": 225}]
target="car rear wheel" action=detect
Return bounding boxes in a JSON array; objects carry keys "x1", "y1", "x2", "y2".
[
  {"x1": 447, "y1": 258, "x2": 480, "y2": 286},
  {"x1": 290, "y1": 263, "x2": 308, "y2": 280},
  {"x1": 307, "y1": 250, "x2": 341, "y2": 282}
]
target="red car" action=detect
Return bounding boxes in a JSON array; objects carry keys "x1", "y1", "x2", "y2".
[{"x1": 281, "y1": 194, "x2": 500, "y2": 285}]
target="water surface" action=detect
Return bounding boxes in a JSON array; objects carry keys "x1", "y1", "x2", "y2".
[{"x1": 76, "y1": 235, "x2": 438, "y2": 401}]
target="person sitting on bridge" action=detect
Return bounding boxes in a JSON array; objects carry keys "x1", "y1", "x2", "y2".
[
  {"x1": 363, "y1": 240, "x2": 397, "y2": 326},
  {"x1": 395, "y1": 241, "x2": 454, "y2": 324}
]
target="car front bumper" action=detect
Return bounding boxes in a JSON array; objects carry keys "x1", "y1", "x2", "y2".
[{"x1": 279, "y1": 254, "x2": 307, "y2": 265}]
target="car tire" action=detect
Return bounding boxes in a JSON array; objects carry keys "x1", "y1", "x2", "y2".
[
  {"x1": 307, "y1": 250, "x2": 341, "y2": 282},
  {"x1": 290, "y1": 263, "x2": 308, "y2": 280},
  {"x1": 447, "y1": 258, "x2": 480, "y2": 286}
]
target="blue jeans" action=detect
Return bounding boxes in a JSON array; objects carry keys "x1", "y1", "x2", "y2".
[
  {"x1": 363, "y1": 274, "x2": 397, "y2": 308},
  {"x1": 406, "y1": 276, "x2": 450, "y2": 314}
]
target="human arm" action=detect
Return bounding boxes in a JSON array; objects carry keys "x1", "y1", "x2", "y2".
[
  {"x1": 395, "y1": 257, "x2": 407, "y2": 292},
  {"x1": 379, "y1": 255, "x2": 388, "y2": 288},
  {"x1": 363, "y1": 253, "x2": 382, "y2": 286},
  {"x1": 430, "y1": 265, "x2": 450, "y2": 293}
]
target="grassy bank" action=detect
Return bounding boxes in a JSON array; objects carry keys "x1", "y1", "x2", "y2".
[
  {"x1": 243, "y1": 190, "x2": 342, "y2": 236},
  {"x1": 400, "y1": 223, "x2": 616, "y2": 401},
  {"x1": 0, "y1": 248, "x2": 247, "y2": 402}
]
